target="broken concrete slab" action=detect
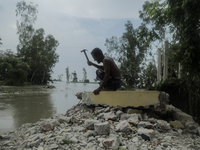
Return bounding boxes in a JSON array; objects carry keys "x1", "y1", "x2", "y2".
[
  {"x1": 126, "y1": 108, "x2": 143, "y2": 114},
  {"x1": 2, "y1": 102, "x2": 200, "y2": 150},
  {"x1": 166, "y1": 105, "x2": 194, "y2": 123},
  {"x1": 137, "y1": 128, "x2": 157, "y2": 141},
  {"x1": 102, "y1": 134, "x2": 120, "y2": 150},
  {"x1": 137, "y1": 121, "x2": 154, "y2": 129},
  {"x1": 84, "y1": 119, "x2": 99, "y2": 130},
  {"x1": 156, "y1": 120, "x2": 171, "y2": 132},
  {"x1": 169, "y1": 120, "x2": 184, "y2": 129},
  {"x1": 94, "y1": 122, "x2": 110, "y2": 135},
  {"x1": 80, "y1": 91, "x2": 159, "y2": 107},
  {"x1": 103, "y1": 112, "x2": 117, "y2": 121},
  {"x1": 115, "y1": 120, "x2": 132, "y2": 133},
  {"x1": 127, "y1": 114, "x2": 141, "y2": 126},
  {"x1": 166, "y1": 105, "x2": 199, "y2": 133}
]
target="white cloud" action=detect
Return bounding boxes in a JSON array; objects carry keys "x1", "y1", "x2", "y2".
[{"x1": 25, "y1": 0, "x2": 146, "y2": 19}]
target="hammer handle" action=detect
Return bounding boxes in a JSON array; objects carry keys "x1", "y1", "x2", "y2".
[{"x1": 83, "y1": 51, "x2": 89, "y2": 61}]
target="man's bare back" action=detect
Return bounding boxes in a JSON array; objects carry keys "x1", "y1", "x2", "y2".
[{"x1": 103, "y1": 56, "x2": 121, "y2": 78}]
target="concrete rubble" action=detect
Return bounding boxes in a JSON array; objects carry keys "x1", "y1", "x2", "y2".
[{"x1": 1, "y1": 93, "x2": 200, "y2": 150}]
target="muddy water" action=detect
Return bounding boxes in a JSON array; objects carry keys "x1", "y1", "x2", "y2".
[{"x1": 0, "y1": 82, "x2": 98, "y2": 134}]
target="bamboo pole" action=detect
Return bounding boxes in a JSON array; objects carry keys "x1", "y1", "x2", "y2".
[
  {"x1": 164, "y1": 41, "x2": 169, "y2": 80},
  {"x1": 157, "y1": 48, "x2": 161, "y2": 82}
]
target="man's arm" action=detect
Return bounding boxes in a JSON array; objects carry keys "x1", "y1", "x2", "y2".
[
  {"x1": 87, "y1": 61, "x2": 104, "y2": 70},
  {"x1": 93, "y1": 59, "x2": 110, "y2": 95}
]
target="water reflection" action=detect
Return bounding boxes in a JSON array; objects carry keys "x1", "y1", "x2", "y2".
[
  {"x1": 0, "y1": 82, "x2": 98, "y2": 134},
  {"x1": 0, "y1": 93, "x2": 55, "y2": 134},
  {"x1": 12, "y1": 93, "x2": 55, "y2": 127}
]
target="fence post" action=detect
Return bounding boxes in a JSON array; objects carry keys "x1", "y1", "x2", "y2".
[
  {"x1": 164, "y1": 41, "x2": 169, "y2": 80},
  {"x1": 157, "y1": 48, "x2": 161, "y2": 82}
]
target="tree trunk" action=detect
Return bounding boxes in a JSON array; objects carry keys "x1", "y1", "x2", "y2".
[
  {"x1": 30, "y1": 69, "x2": 38, "y2": 84},
  {"x1": 41, "y1": 71, "x2": 46, "y2": 85}
]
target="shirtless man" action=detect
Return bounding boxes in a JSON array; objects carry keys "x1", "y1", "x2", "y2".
[{"x1": 87, "y1": 47, "x2": 122, "y2": 95}]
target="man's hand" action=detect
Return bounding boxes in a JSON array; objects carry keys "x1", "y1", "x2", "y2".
[
  {"x1": 93, "y1": 87, "x2": 101, "y2": 95},
  {"x1": 87, "y1": 61, "x2": 93, "y2": 66}
]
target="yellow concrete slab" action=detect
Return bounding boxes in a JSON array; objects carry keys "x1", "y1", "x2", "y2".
[{"x1": 83, "y1": 91, "x2": 158, "y2": 107}]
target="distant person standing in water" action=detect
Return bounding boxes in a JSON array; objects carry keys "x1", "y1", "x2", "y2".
[{"x1": 87, "y1": 47, "x2": 122, "y2": 95}]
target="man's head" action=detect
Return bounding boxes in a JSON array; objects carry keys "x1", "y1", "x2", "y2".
[{"x1": 91, "y1": 47, "x2": 104, "y2": 63}]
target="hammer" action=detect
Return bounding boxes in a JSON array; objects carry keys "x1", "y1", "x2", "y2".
[{"x1": 81, "y1": 49, "x2": 89, "y2": 61}]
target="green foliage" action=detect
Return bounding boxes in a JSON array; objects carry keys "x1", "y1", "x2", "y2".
[
  {"x1": 140, "y1": 0, "x2": 200, "y2": 77},
  {"x1": 0, "y1": 1, "x2": 58, "y2": 86},
  {"x1": 71, "y1": 71, "x2": 78, "y2": 82},
  {"x1": 0, "y1": 37, "x2": 2, "y2": 47},
  {"x1": 139, "y1": 0, "x2": 169, "y2": 42},
  {"x1": 27, "y1": 29, "x2": 59, "y2": 84},
  {"x1": 140, "y1": 0, "x2": 200, "y2": 117},
  {"x1": 0, "y1": 62, "x2": 13, "y2": 80},
  {"x1": 0, "y1": 50, "x2": 30, "y2": 85},
  {"x1": 119, "y1": 146, "x2": 126, "y2": 150},
  {"x1": 84, "y1": 79, "x2": 89, "y2": 83},
  {"x1": 16, "y1": 1, "x2": 37, "y2": 56},
  {"x1": 138, "y1": 61, "x2": 157, "y2": 89},
  {"x1": 94, "y1": 78, "x2": 98, "y2": 82},
  {"x1": 62, "y1": 139, "x2": 72, "y2": 145},
  {"x1": 155, "y1": 77, "x2": 190, "y2": 114},
  {"x1": 66, "y1": 67, "x2": 70, "y2": 82},
  {"x1": 57, "y1": 74, "x2": 63, "y2": 81},
  {"x1": 168, "y1": 0, "x2": 200, "y2": 76},
  {"x1": 16, "y1": 1, "x2": 59, "y2": 85},
  {"x1": 82, "y1": 67, "x2": 87, "y2": 82},
  {"x1": 105, "y1": 21, "x2": 151, "y2": 88}
]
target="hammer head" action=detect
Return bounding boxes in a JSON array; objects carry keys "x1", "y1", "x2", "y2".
[{"x1": 81, "y1": 49, "x2": 87, "y2": 52}]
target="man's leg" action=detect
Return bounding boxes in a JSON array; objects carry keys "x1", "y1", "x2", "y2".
[
  {"x1": 96, "y1": 69, "x2": 105, "y2": 85},
  {"x1": 96, "y1": 69, "x2": 112, "y2": 90},
  {"x1": 96, "y1": 69, "x2": 122, "y2": 91},
  {"x1": 106, "y1": 78, "x2": 122, "y2": 91}
]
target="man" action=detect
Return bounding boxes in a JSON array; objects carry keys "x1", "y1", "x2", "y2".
[{"x1": 87, "y1": 47, "x2": 122, "y2": 95}]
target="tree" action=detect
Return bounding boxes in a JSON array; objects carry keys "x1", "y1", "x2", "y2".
[
  {"x1": 58, "y1": 74, "x2": 63, "y2": 81},
  {"x1": 71, "y1": 71, "x2": 78, "y2": 82},
  {"x1": 16, "y1": 1, "x2": 38, "y2": 60},
  {"x1": 66, "y1": 67, "x2": 70, "y2": 82},
  {"x1": 0, "y1": 49, "x2": 15, "y2": 58},
  {"x1": 82, "y1": 68, "x2": 87, "y2": 82},
  {"x1": 105, "y1": 21, "x2": 151, "y2": 88},
  {"x1": 94, "y1": 78, "x2": 98, "y2": 82},
  {"x1": 139, "y1": 0, "x2": 200, "y2": 117},
  {"x1": 167, "y1": 0, "x2": 200, "y2": 117},
  {"x1": 23, "y1": 28, "x2": 59, "y2": 84},
  {"x1": 0, "y1": 50, "x2": 29, "y2": 85},
  {"x1": 29, "y1": 28, "x2": 45, "y2": 83},
  {"x1": 16, "y1": 1, "x2": 59, "y2": 85},
  {"x1": 142, "y1": 61, "x2": 157, "y2": 88},
  {"x1": 0, "y1": 37, "x2": 2, "y2": 47},
  {"x1": 140, "y1": 0, "x2": 200, "y2": 75}
]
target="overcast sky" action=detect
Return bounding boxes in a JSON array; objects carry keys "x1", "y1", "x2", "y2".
[{"x1": 0, "y1": 0, "x2": 149, "y2": 82}]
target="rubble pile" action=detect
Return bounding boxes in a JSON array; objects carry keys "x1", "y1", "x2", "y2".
[{"x1": 1, "y1": 102, "x2": 200, "y2": 150}]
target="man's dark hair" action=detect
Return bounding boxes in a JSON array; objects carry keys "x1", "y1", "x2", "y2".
[{"x1": 91, "y1": 47, "x2": 103, "y2": 57}]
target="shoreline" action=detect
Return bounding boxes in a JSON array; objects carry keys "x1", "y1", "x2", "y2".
[
  {"x1": 0, "y1": 85, "x2": 53, "y2": 94},
  {"x1": 1, "y1": 101, "x2": 200, "y2": 150}
]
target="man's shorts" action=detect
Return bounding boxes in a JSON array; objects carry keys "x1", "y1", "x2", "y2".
[{"x1": 96, "y1": 69, "x2": 122, "y2": 91}]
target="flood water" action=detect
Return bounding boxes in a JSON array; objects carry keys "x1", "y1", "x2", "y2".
[{"x1": 0, "y1": 82, "x2": 98, "y2": 134}]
